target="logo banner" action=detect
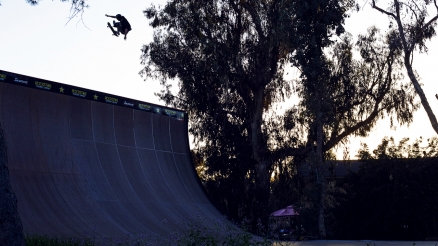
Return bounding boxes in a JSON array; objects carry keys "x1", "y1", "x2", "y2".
[{"x1": 0, "y1": 69, "x2": 186, "y2": 120}]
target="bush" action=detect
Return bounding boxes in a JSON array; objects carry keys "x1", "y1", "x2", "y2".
[{"x1": 24, "y1": 219, "x2": 272, "y2": 246}]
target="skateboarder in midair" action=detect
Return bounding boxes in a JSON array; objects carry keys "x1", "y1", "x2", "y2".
[{"x1": 105, "y1": 14, "x2": 131, "y2": 40}]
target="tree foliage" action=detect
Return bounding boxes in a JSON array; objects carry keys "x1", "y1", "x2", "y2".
[
  {"x1": 321, "y1": 27, "x2": 418, "y2": 149},
  {"x1": 24, "y1": 0, "x2": 88, "y2": 20}
]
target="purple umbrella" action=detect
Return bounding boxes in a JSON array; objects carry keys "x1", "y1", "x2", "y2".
[{"x1": 270, "y1": 205, "x2": 299, "y2": 217}]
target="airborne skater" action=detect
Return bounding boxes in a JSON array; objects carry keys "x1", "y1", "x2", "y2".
[{"x1": 105, "y1": 14, "x2": 131, "y2": 40}]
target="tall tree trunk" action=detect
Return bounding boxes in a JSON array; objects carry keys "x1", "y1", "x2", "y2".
[
  {"x1": 403, "y1": 55, "x2": 438, "y2": 134},
  {"x1": 0, "y1": 122, "x2": 24, "y2": 246},
  {"x1": 251, "y1": 87, "x2": 270, "y2": 225},
  {"x1": 255, "y1": 160, "x2": 270, "y2": 226},
  {"x1": 316, "y1": 96, "x2": 327, "y2": 239},
  {"x1": 394, "y1": 0, "x2": 438, "y2": 134}
]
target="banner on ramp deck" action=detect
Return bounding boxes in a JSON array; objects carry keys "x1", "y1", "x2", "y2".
[{"x1": 0, "y1": 70, "x2": 186, "y2": 120}]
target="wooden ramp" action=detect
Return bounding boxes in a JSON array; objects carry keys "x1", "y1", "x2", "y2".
[{"x1": 0, "y1": 70, "x2": 225, "y2": 240}]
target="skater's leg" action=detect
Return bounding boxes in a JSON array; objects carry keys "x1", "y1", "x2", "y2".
[{"x1": 113, "y1": 22, "x2": 122, "y2": 35}]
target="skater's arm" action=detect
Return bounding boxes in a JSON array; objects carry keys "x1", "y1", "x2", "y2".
[{"x1": 105, "y1": 14, "x2": 116, "y2": 18}]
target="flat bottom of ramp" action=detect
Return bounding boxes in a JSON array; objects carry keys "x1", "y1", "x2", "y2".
[{"x1": 272, "y1": 240, "x2": 438, "y2": 246}]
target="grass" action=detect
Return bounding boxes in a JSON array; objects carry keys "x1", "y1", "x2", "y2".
[
  {"x1": 25, "y1": 233, "x2": 438, "y2": 246},
  {"x1": 25, "y1": 235, "x2": 94, "y2": 246},
  {"x1": 24, "y1": 219, "x2": 273, "y2": 246}
]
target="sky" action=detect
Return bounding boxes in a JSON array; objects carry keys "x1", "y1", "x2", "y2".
[{"x1": 0, "y1": 0, "x2": 437, "y2": 159}]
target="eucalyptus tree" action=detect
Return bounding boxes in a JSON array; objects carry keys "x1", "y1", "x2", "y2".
[
  {"x1": 141, "y1": 0, "x2": 300, "y2": 225},
  {"x1": 289, "y1": 0, "x2": 353, "y2": 237},
  {"x1": 287, "y1": 25, "x2": 419, "y2": 237},
  {"x1": 371, "y1": 0, "x2": 438, "y2": 134}
]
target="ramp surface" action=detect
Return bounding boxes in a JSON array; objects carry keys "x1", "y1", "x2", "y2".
[{"x1": 0, "y1": 70, "x2": 225, "y2": 240}]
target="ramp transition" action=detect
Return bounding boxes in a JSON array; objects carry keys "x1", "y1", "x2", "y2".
[{"x1": 0, "y1": 70, "x2": 226, "y2": 240}]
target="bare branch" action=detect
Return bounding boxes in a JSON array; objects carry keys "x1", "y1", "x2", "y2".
[
  {"x1": 409, "y1": 0, "x2": 422, "y2": 15},
  {"x1": 241, "y1": 1, "x2": 266, "y2": 41},
  {"x1": 64, "y1": 0, "x2": 89, "y2": 27},
  {"x1": 405, "y1": 1, "x2": 420, "y2": 24},
  {"x1": 22, "y1": 0, "x2": 90, "y2": 28},
  {"x1": 371, "y1": 0, "x2": 396, "y2": 18},
  {"x1": 421, "y1": 15, "x2": 438, "y2": 34}
]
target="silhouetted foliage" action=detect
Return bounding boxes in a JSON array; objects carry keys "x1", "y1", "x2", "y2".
[{"x1": 25, "y1": 0, "x2": 88, "y2": 20}]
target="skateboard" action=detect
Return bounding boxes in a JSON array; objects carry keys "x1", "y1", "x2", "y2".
[{"x1": 107, "y1": 22, "x2": 119, "y2": 37}]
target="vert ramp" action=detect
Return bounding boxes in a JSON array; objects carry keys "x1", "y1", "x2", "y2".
[{"x1": 0, "y1": 70, "x2": 225, "y2": 240}]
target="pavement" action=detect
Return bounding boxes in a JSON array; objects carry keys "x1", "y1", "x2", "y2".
[{"x1": 272, "y1": 240, "x2": 438, "y2": 246}]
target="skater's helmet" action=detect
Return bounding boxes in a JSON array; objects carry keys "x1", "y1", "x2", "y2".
[{"x1": 116, "y1": 14, "x2": 122, "y2": 19}]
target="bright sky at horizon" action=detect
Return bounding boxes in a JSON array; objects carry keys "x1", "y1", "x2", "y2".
[{"x1": 0, "y1": 0, "x2": 437, "y2": 159}]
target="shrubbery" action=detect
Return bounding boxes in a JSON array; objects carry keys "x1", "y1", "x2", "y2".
[{"x1": 24, "y1": 219, "x2": 272, "y2": 246}]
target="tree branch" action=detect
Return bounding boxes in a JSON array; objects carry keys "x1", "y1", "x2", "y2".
[
  {"x1": 371, "y1": 0, "x2": 396, "y2": 18},
  {"x1": 26, "y1": 0, "x2": 89, "y2": 26},
  {"x1": 269, "y1": 144, "x2": 314, "y2": 164},
  {"x1": 421, "y1": 15, "x2": 438, "y2": 34},
  {"x1": 241, "y1": 1, "x2": 266, "y2": 41}
]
